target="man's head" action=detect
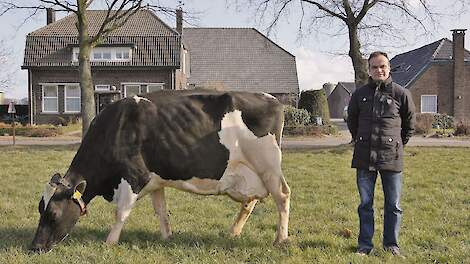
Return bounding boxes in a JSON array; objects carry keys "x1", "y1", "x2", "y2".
[{"x1": 368, "y1": 51, "x2": 390, "y2": 82}]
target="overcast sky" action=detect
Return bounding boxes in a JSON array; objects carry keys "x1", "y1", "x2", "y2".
[{"x1": 0, "y1": 0, "x2": 469, "y2": 99}]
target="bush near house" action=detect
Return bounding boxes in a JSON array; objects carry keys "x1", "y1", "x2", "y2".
[
  {"x1": 298, "y1": 89, "x2": 330, "y2": 125},
  {"x1": 454, "y1": 120, "x2": 470, "y2": 136},
  {"x1": 283, "y1": 105, "x2": 338, "y2": 136},
  {"x1": 415, "y1": 113, "x2": 435, "y2": 135},
  {"x1": 0, "y1": 122, "x2": 63, "y2": 137}
]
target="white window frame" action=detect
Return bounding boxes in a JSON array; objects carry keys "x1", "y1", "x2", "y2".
[
  {"x1": 123, "y1": 83, "x2": 164, "y2": 97},
  {"x1": 42, "y1": 84, "x2": 59, "y2": 113},
  {"x1": 421, "y1": 95, "x2": 438, "y2": 113},
  {"x1": 64, "y1": 84, "x2": 81, "y2": 113},
  {"x1": 72, "y1": 47, "x2": 132, "y2": 62},
  {"x1": 95, "y1": 85, "x2": 110, "y2": 91}
]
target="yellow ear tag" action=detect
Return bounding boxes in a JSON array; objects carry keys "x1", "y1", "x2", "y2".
[{"x1": 73, "y1": 190, "x2": 82, "y2": 200}]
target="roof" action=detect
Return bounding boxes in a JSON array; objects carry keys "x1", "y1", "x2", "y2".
[
  {"x1": 182, "y1": 28, "x2": 299, "y2": 94},
  {"x1": 23, "y1": 9, "x2": 180, "y2": 68},
  {"x1": 390, "y1": 38, "x2": 470, "y2": 88},
  {"x1": 334, "y1": 82, "x2": 356, "y2": 95}
]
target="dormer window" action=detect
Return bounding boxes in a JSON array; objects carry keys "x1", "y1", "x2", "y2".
[{"x1": 72, "y1": 47, "x2": 132, "y2": 62}]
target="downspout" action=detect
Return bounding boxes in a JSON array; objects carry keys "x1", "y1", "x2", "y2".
[{"x1": 28, "y1": 69, "x2": 34, "y2": 125}]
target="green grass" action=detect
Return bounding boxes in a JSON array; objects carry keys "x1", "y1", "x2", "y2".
[{"x1": 0, "y1": 145, "x2": 469, "y2": 263}]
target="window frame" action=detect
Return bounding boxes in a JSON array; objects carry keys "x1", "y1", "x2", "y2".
[
  {"x1": 64, "y1": 84, "x2": 81, "y2": 113},
  {"x1": 123, "y1": 83, "x2": 165, "y2": 98},
  {"x1": 95, "y1": 84, "x2": 110, "y2": 91},
  {"x1": 72, "y1": 47, "x2": 132, "y2": 62},
  {"x1": 42, "y1": 84, "x2": 59, "y2": 113},
  {"x1": 421, "y1": 95, "x2": 438, "y2": 113}
]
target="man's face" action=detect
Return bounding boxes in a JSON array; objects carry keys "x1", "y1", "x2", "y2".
[{"x1": 368, "y1": 55, "x2": 390, "y2": 81}]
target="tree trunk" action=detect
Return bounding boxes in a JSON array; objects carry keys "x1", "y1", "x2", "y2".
[
  {"x1": 77, "y1": 1, "x2": 95, "y2": 137},
  {"x1": 347, "y1": 25, "x2": 368, "y2": 87}
]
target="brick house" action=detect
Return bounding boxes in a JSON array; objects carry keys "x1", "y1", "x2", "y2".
[
  {"x1": 390, "y1": 29, "x2": 470, "y2": 120},
  {"x1": 22, "y1": 9, "x2": 299, "y2": 125},
  {"x1": 22, "y1": 9, "x2": 181, "y2": 125},
  {"x1": 327, "y1": 82, "x2": 356, "y2": 119}
]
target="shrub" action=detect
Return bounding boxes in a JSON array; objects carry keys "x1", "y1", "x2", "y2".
[
  {"x1": 283, "y1": 125, "x2": 323, "y2": 136},
  {"x1": 454, "y1": 120, "x2": 470, "y2": 136},
  {"x1": 415, "y1": 113, "x2": 434, "y2": 135},
  {"x1": 298, "y1": 89, "x2": 330, "y2": 124},
  {"x1": 0, "y1": 124, "x2": 63, "y2": 137},
  {"x1": 433, "y1": 114, "x2": 454, "y2": 130},
  {"x1": 284, "y1": 105, "x2": 311, "y2": 127}
]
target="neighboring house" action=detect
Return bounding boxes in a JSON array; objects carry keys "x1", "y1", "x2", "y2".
[
  {"x1": 391, "y1": 29, "x2": 470, "y2": 120},
  {"x1": 22, "y1": 9, "x2": 300, "y2": 124},
  {"x1": 22, "y1": 9, "x2": 181, "y2": 125},
  {"x1": 182, "y1": 28, "x2": 299, "y2": 105},
  {"x1": 327, "y1": 82, "x2": 356, "y2": 119}
]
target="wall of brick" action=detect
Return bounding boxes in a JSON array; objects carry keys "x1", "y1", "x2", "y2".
[
  {"x1": 31, "y1": 67, "x2": 173, "y2": 124},
  {"x1": 409, "y1": 62, "x2": 470, "y2": 118},
  {"x1": 408, "y1": 63, "x2": 453, "y2": 115}
]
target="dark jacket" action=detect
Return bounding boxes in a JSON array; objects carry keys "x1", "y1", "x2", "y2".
[{"x1": 347, "y1": 77, "x2": 415, "y2": 172}]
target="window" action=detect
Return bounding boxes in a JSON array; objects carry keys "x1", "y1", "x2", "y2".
[
  {"x1": 125, "y1": 85, "x2": 141, "y2": 98},
  {"x1": 65, "y1": 85, "x2": 81, "y2": 113},
  {"x1": 42, "y1": 85, "x2": 58, "y2": 113},
  {"x1": 95, "y1": 85, "x2": 110, "y2": 91},
  {"x1": 73, "y1": 47, "x2": 132, "y2": 62},
  {"x1": 124, "y1": 83, "x2": 164, "y2": 97},
  {"x1": 421, "y1": 95, "x2": 437, "y2": 113},
  {"x1": 146, "y1": 84, "x2": 163, "y2": 93}
]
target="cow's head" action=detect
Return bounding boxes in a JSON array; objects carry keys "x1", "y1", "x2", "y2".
[{"x1": 30, "y1": 173, "x2": 86, "y2": 253}]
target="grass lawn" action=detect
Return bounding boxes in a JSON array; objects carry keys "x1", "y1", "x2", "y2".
[{"x1": 0, "y1": 145, "x2": 469, "y2": 263}]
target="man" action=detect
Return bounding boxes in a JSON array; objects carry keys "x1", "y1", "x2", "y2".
[{"x1": 347, "y1": 51, "x2": 415, "y2": 256}]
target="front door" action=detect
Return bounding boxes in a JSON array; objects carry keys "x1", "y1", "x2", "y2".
[{"x1": 95, "y1": 93, "x2": 116, "y2": 113}]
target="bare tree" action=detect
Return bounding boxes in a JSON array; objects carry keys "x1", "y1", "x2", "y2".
[
  {"x1": 0, "y1": 0, "x2": 177, "y2": 136},
  {"x1": 231, "y1": 0, "x2": 468, "y2": 86},
  {"x1": 0, "y1": 40, "x2": 14, "y2": 92}
]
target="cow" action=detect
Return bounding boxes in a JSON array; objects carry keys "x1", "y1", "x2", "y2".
[{"x1": 31, "y1": 90, "x2": 291, "y2": 252}]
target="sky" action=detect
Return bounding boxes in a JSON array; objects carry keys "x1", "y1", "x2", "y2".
[{"x1": 0, "y1": 0, "x2": 469, "y2": 99}]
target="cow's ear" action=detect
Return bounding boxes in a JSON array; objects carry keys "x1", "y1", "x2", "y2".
[
  {"x1": 73, "y1": 180, "x2": 87, "y2": 196},
  {"x1": 50, "y1": 173, "x2": 62, "y2": 185}
]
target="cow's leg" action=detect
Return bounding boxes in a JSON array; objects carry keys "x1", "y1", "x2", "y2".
[
  {"x1": 106, "y1": 180, "x2": 138, "y2": 245},
  {"x1": 242, "y1": 137, "x2": 291, "y2": 245},
  {"x1": 151, "y1": 188, "x2": 172, "y2": 239},
  {"x1": 230, "y1": 199, "x2": 258, "y2": 237},
  {"x1": 262, "y1": 170, "x2": 290, "y2": 244}
]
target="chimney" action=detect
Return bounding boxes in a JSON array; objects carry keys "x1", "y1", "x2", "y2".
[
  {"x1": 176, "y1": 8, "x2": 183, "y2": 34},
  {"x1": 451, "y1": 29, "x2": 466, "y2": 120},
  {"x1": 46, "y1": 8, "x2": 55, "y2": 25}
]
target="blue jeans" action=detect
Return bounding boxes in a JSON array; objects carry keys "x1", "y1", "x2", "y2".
[{"x1": 356, "y1": 169, "x2": 403, "y2": 251}]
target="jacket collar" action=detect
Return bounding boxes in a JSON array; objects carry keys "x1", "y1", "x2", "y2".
[{"x1": 368, "y1": 76, "x2": 393, "y2": 91}]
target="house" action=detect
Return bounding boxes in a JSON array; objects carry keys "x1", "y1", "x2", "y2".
[
  {"x1": 182, "y1": 28, "x2": 299, "y2": 105},
  {"x1": 22, "y1": 9, "x2": 181, "y2": 125},
  {"x1": 327, "y1": 82, "x2": 356, "y2": 119},
  {"x1": 390, "y1": 29, "x2": 470, "y2": 120},
  {"x1": 22, "y1": 8, "x2": 300, "y2": 125}
]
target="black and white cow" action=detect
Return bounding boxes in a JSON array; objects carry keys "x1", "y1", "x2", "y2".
[{"x1": 31, "y1": 90, "x2": 291, "y2": 252}]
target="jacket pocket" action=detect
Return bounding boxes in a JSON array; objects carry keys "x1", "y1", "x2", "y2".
[
  {"x1": 353, "y1": 134, "x2": 370, "y2": 162},
  {"x1": 380, "y1": 95, "x2": 398, "y2": 117},
  {"x1": 378, "y1": 136, "x2": 400, "y2": 161}
]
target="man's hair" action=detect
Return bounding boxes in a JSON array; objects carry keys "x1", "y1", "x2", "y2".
[
  {"x1": 368, "y1": 51, "x2": 389, "y2": 62},
  {"x1": 368, "y1": 51, "x2": 390, "y2": 67}
]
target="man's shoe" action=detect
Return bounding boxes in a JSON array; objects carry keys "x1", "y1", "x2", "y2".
[
  {"x1": 384, "y1": 246, "x2": 404, "y2": 258},
  {"x1": 355, "y1": 248, "x2": 372, "y2": 256}
]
